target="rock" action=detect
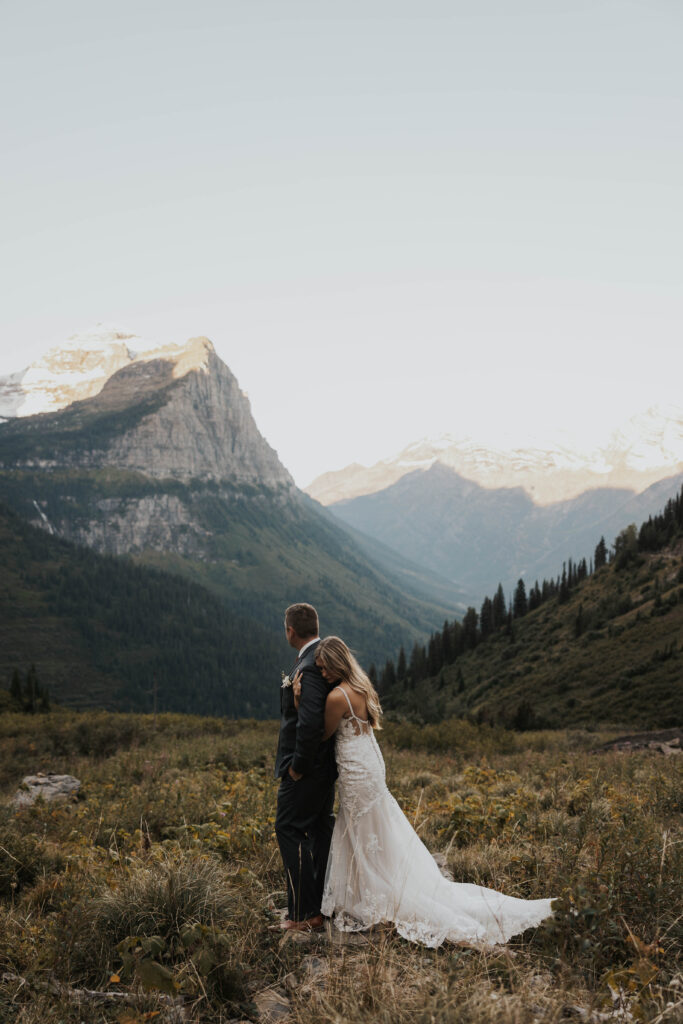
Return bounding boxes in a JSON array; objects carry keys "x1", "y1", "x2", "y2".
[
  {"x1": 253, "y1": 986, "x2": 291, "y2": 1022},
  {"x1": 591, "y1": 728, "x2": 683, "y2": 755},
  {"x1": 13, "y1": 773, "x2": 81, "y2": 808}
]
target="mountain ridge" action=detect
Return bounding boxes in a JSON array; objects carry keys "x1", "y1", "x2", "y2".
[
  {"x1": 379, "y1": 485, "x2": 683, "y2": 730},
  {"x1": 307, "y1": 408, "x2": 683, "y2": 507},
  {"x1": 0, "y1": 328, "x2": 456, "y2": 670},
  {"x1": 327, "y1": 460, "x2": 683, "y2": 600}
]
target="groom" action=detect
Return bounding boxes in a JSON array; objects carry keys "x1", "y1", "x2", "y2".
[{"x1": 274, "y1": 603, "x2": 337, "y2": 931}]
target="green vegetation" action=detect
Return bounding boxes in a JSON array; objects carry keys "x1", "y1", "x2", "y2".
[
  {"x1": 380, "y1": 488, "x2": 683, "y2": 729},
  {"x1": 0, "y1": 468, "x2": 451, "y2": 668},
  {"x1": 0, "y1": 711, "x2": 680, "y2": 1022},
  {"x1": 0, "y1": 501, "x2": 285, "y2": 716}
]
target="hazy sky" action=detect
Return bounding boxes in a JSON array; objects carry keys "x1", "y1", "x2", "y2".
[{"x1": 2, "y1": 0, "x2": 682, "y2": 485}]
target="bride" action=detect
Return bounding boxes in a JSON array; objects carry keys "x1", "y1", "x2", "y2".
[{"x1": 293, "y1": 636, "x2": 554, "y2": 949}]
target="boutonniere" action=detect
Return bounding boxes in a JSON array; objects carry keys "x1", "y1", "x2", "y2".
[{"x1": 281, "y1": 672, "x2": 292, "y2": 689}]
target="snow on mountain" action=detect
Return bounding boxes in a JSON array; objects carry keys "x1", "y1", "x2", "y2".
[
  {"x1": 0, "y1": 323, "x2": 214, "y2": 420},
  {"x1": 306, "y1": 407, "x2": 683, "y2": 507}
]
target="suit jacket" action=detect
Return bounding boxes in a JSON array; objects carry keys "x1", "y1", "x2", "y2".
[{"x1": 274, "y1": 639, "x2": 338, "y2": 782}]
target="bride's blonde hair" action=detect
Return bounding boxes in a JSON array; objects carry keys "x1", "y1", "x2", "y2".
[{"x1": 317, "y1": 636, "x2": 383, "y2": 730}]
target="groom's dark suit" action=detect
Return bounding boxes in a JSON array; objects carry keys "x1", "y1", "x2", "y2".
[{"x1": 274, "y1": 639, "x2": 337, "y2": 922}]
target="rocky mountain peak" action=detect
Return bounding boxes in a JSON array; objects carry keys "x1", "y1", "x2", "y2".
[{"x1": 0, "y1": 326, "x2": 293, "y2": 489}]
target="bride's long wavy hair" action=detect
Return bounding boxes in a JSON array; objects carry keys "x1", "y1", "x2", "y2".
[{"x1": 317, "y1": 636, "x2": 383, "y2": 730}]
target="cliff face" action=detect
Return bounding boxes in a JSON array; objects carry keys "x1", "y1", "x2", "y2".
[
  {"x1": 90, "y1": 338, "x2": 292, "y2": 488},
  {"x1": 2, "y1": 334, "x2": 292, "y2": 490},
  {"x1": 0, "y1": 328, "x2": 450, "y2": 667},
  {"x1": 0, "y1": 333, "x2": 293, "y2": 557}
]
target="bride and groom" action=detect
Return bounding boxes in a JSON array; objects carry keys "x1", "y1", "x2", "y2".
[{"x1": 274, "y1": 603, "x2": 554, "y2": 948}]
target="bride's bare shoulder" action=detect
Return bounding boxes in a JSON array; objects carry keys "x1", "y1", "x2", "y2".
[{"x1": 326, "y1": 686, "x2": 347, "y2": 708}]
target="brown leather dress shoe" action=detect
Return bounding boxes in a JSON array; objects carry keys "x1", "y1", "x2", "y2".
[{"x1": 280, "y1": 914, "x2": 324, "y2": 932}]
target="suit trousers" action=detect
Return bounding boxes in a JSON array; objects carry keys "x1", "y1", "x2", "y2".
[{"x1": 275, "y1": 772, "x2": 335, "y2": 921}]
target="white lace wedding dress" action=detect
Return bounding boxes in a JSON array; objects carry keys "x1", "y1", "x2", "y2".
[{"x1": 321, "y1": 690, "x2": 554, "y2": 948}]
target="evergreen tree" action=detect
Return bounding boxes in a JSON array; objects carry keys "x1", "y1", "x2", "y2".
[
  {"x1": 528, "y1": 581, "x2": 542, "y2": 611},
  {"x1": 462, "y1": 607, "x2": 479, "y2": 650},
  {"x1": 491, "y1": 584, "x2": 506, "y2": 629},
  {"x1": 594, "y1": 536, "x2": 607, "y2": 570},
  {"x1": 479, "y1": 596, "x2": 493, "y2": 639},
  {"x1": 559, "y1": 564, "x2": 569, "y2": 604},
  {"x1": 409, "y1": 642, "x2": 427, "y2": 683},
  {"x1": 513, "y1": 579, "x2": 528, "y2": 618},
  {"x1": 574, "y1": 602, "x2": 585, "y2": 638},
  {"x1": 441, "y1": 620, "x2": 453, "y2": 663},
  {"x1": 396, "y1": 646, "x2": 407, "y2": 681},
  {"x1": 380, "y1": 659, "x2": 396, "y2": 692}
]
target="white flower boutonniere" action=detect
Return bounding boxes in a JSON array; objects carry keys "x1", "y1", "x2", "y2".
[{"x1": 281, "y1": 672, "x2": 292, "y2": 689}]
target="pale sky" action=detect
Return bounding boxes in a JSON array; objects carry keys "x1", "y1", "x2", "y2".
[{"x1": 1, "y1": 0, "x2": 682, "y2": 486}]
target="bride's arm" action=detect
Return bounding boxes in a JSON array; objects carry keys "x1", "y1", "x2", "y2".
[{"x1": 323, "y1": 688, "x2": 347, "y2": 740}]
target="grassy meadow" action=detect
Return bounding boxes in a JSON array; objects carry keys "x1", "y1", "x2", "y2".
[{"x1": 0, "y1": 711, "x2": 681, "y2": 1023}]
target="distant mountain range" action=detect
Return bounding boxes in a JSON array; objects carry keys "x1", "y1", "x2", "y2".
[
  {"x1": 307, "y1": 412, "x2": 683, "y2": 506},
  {"x1": 306, "y1": 415, "x2": 683, "y2": 600},
  {"x1": 0, "y1": 326, "x2": 461, "y2": 711}
]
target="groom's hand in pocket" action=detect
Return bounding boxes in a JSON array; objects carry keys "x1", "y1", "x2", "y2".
[{"x1": 288, "y1": 766, "x2": 303, "y2": 781}]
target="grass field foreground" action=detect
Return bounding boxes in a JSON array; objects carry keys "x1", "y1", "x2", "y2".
[{"x1": 0, "y1": 711, "x2": 681, "y2": 1023}]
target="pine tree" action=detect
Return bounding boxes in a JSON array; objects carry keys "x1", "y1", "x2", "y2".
[
  {"x1": 479, "y1": 596, "x2": 493, "y2": 639},
  {"x1": 409, "y1": 643, "x2": 427, "y2": 683},
  {"x1": 462, "y1": 607, "x2": 479, "y2": 650},
  {"x1": 396, "y1": 646, "x2": 407, "y2": 680},
  {"x1": 441, "y1": 621, "x2": 453, "y2": 664},
  {"x1": 380, "y1": 659, "x2": 397, "y2": 692},
  {"x1": 559, "y1": 564, "x2": 569, "y2": 604},
  {"x1": 513, "y1": 579, "x2": 528, "y2": 618},
  {"x1": 574, "y1": 602, "x2": 585, "y2": 638},
  {"x1": 528, "y1": 581, "x2": 542, "y2": 611},
  {"x1": 491, "y1": 584, "x2": 506, "y2": 629},
  {"x1": 594, "y1": 536, "x2": 607, "y2": 570}
]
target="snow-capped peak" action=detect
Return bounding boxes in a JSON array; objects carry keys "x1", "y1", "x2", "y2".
[
  {"x1": 306, "y1": 406, "x2": 683, "y2": 507},
  {"x1": 0, "y1": 325, "x2": 214, "y2": 420}
]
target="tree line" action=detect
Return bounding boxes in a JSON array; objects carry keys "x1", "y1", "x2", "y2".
[{"x1": 374, "y1": 485, "x2": 683, "y2": 694}]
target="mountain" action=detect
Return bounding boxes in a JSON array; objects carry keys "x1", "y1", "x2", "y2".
[
  {"x1": 306, "y1": 409, "x2": 683, "y2": 506},
  {"x1": 0, "y1": 325, "x2": 160, "y2": 419},
  {"x1": 324, "y1": 461, "x2": 683, "y2": 599},
  {"x1": 379, "y1": 486, "x2": 683, "y2": 730},
  {"x1": 0, "y1": 501, "x2": 284, "y2": 716},
  {"x1": 0, "y1": 327, "x2": 455, "y2": 678},
  {"x1": 306, "y1": 414, "x2": 683, "y2": 602}
]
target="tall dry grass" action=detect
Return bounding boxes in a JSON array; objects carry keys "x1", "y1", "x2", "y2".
[{"x1": 0, "y1": 711, "x2": 680, "y2": 1023}]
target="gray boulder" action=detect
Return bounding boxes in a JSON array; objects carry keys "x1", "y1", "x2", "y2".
[{"x1": 13, "y1": 772, "x2": 81, "y2": 808}]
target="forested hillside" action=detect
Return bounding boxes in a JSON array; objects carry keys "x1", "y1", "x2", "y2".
[
  {"x1": 0, "y1": 502, "x2": 285, "y2": 716},
  {"x1": 378, "y1": 487, "x2": 683, "y2": 729}
]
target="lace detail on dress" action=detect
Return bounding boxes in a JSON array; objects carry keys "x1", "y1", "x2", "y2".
[
  {"x1": 336, "y1": 685, "x2": 372, "y2": 735},
  {"x1": 321, "y1": 716, "x2": 555, "y2": 948}
]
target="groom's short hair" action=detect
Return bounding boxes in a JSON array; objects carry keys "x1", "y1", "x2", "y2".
[{"x1": 285, "y1": 603, "x2": 319, "y2": 638}]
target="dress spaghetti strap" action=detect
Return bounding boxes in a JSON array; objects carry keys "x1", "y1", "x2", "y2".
[{"x1": 336, "y1": 686, "x2": 368, "y2": 723}]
